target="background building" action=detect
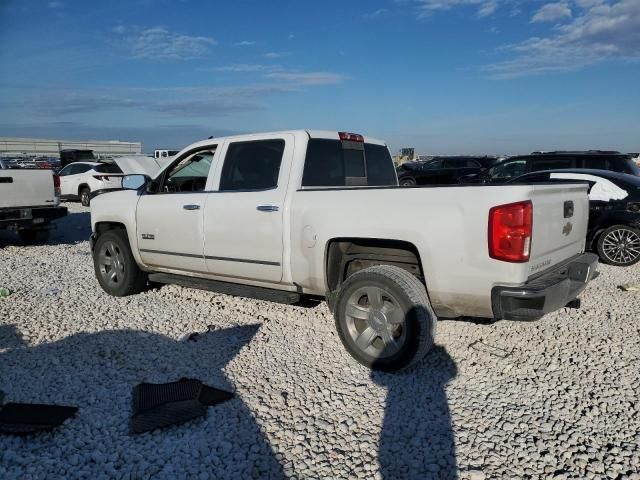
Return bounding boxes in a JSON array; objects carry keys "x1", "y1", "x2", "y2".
[{"x1": 0, "y1": 137, "x2": 141, "y2": 157}]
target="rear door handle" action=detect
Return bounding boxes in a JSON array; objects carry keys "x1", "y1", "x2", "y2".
[
  {"x1": 257, "y1": 205, "x2": 279, "y2": 212},
  {"x1": 183, "y1": 204, "x2": 200, "y2": 210}
]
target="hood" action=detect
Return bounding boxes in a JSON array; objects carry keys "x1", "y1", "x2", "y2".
[{"x1": 113, "y1": 155, "x2": 163, "y2": 177}]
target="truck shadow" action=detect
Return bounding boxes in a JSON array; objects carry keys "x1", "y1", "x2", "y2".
[
  {"x1": 0, "y1": 323, "x2": 286, "y2": 479},
  {"x1": 49, "y1": 210, "x2": 91, "y2": 245},
  {"x1": 372, "y1": 345, "x2": 458, "y2": 479},
  {"x1": 0, "y1": 211, "x2": 90, "y2": 248}
]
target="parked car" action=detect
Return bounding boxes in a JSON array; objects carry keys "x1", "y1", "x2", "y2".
[
  {"x1": 460, "y1": 150, "x2": 640, "y2": 184},
  {"x1": 509, "y1": 169, "x2": 640, "y2": 266},
  {"x1": 59, "y1": 149, "x2": 96, "y2": 168},
  {"x1": 1, "y1": 158, "x2": 67, "y2": 244},
  {"x1": 90, "y1": 130, "x2": 597, "y2": 371},
  {"x1": 58, "y1": 157, "x2": 164, "y2": 206},
  {"x1": 396, "y1": 156, "x2": 500, "y2": 186}
]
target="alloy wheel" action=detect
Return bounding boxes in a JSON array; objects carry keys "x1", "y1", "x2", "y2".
[{"x1": 344, "y1": 286, "x2": 407, "y2": 359}]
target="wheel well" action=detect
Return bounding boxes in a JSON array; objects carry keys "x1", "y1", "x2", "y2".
[
  {"x1": 78, "y1": 183, "x2": 90, "y2": 196},
  {"x1": 326, "y1": 238, "x2": 424, "y2": 292},
  {"x1": 95, "y1": 221, "x2": 126, "y2": 238}
]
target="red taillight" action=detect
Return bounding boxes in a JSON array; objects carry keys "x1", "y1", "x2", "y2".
[
  {"x1": 339, "y1": 132, "x2": 364, "y2": 142},
  {"x1": 488, "y1": 201, "x2": 532, "y2": 263},
  {"x1": 53, "y1": 175, "x2": 61, "y2": 198}
]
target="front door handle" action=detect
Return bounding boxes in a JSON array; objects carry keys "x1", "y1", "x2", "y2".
[
  {"x1": 183, "y1": 204, "x2": 200, "y2": 210},
  {"x1": 257, "y1": 205, "x2": 279, "y2": 212}
]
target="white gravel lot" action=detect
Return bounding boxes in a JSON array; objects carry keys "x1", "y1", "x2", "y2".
[{"x1": 1, "y1": 202, "x2": 639, "y2": 479}]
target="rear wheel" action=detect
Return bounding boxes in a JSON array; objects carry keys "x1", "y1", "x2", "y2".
[
  {"x1": 18, "y1": 228, "x2": 50, "y2": 245},
  {"x1": 80, "y1": 187, "x2": 91, "y2": 207},
  {"x1": 334, "y1": 265, "x2": 436, "y2": 371},
  {"x1": 596, "y1": 225, "x2": 640, "y2": 266},
  {"x1": 400, "y1": 177, "x2": 416, "y2": 187},
  {"x1": 93, "y1": 229, "x2": 147, "y2": 296}
]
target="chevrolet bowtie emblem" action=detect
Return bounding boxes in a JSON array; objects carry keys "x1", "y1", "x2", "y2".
[{"x1": 562, "y1": 222, "x2": 573, "y2": 236}]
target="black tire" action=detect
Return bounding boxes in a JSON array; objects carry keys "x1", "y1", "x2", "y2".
[
  {"x1": 93, "y1": 229, "x2": 148, "y2": 296},
  {"x1": 596, "y1": 225, "x2": 640, "y2": 267},
  {"x1": 399, "y1": 177, "x2": 416, "y2": 187},
  {"x1": 18, "y1": 228, "x2": 50, "y2": 245},
  {"x1": 334, "y1": 265, "x2": 436, "y2": 372},
  {"x1": 80, "y1": 187, "x2": 91, "y2": 207}
]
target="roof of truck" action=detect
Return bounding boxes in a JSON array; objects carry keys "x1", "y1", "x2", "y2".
[{"x1": 179, "y1": 130, "x2": 387, "y2": 154}]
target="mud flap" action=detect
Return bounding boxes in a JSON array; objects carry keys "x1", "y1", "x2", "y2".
[{"x1": 130, "y1": 378, "x2": 233, "y2": 434}]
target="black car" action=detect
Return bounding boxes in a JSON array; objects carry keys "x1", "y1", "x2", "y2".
[
  {"x1": 396, "y1": 156, "x2": 500, "y2": 186},
  {"x1": 460, "y1": 151, "x2": 640, "y2": 184},
  {"x1": 59, "y1": 149, "x2": 97, "y2": 168},
  {"x1": 509, "y1": 169, "x2": 640, "y2": 267}
]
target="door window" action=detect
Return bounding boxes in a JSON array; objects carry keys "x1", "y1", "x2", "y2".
[
  {"x1": 220, "y1": 140, "x2": 285, "y2": 191},
  {"x1": 421, "y1": 159, "x2": 442, "y2": 170},
  {"x1": 58, "y1": 165, "x2": 74, "y2": 176},
  {"x1": 443, "y1": 158, "x2": 481, "y2": 168},
  {"x1": 489, "y1": 160, "x2": 527, "y2": 180},
  {"x1": 162, "y1": 149, "x2": 216, "y2": 192},
  {"x1": 70, "y1": 163, "x2": 92, "y2": 175},
  {"x1": 530, "y1": 158, "x2": 573, "y2": 172}
]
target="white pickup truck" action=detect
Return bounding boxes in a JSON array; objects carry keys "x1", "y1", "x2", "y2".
[
  {"x1": 90, "y1": 130, "x2": 598, "y2": 371},
  {"x1": 0, "y1": 159, "x2": 67, "y2": 243}
]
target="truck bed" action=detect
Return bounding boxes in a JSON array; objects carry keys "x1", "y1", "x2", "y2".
[{"x1": 289, "y1": 183, "x2": 589, "y2": 318}]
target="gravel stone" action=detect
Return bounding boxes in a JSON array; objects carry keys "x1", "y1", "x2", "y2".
[{"x1": 1, "y1": 203, "x2": 639, "y2": 479}]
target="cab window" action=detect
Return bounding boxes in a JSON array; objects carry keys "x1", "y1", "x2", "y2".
[
  {"x1": 162, "y1": 148, "x2": 216, "y2": 192},
  {"x1": 220, "y1": 140, "x2": 285, "y2": 191}
]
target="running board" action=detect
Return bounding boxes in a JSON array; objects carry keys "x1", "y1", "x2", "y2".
[{"x1": 148, "y1": 273, "x2": 301, "y2": 305}]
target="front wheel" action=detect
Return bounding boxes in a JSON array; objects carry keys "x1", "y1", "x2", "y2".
[
  {"x1": 334, "y1": 265, "x2": 436, "y2": 372},
  {"x1": 399, "y1": 178, "x2": 416, "y2": 187},
  {"x1": 596, "y1": 225, "x2": 640, "y2": 266},
  {"x1": 93, "y1": 229, "x2": 148, "y2": 296}
]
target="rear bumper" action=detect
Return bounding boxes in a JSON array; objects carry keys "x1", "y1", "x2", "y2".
[
  {"x1": 492, "y1": 253, "x2": 599, "y2": 321},
  {"x1": 0, "y1": 206, "x2": 67, "y2": 229}
]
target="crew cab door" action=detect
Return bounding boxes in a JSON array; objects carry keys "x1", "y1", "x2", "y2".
[
  {"x1": 203, "y1": 135, "x2": 293, "y2": 283},
  {"x1": 135, "y1": 147, "x2": 218, "y2": 273}
]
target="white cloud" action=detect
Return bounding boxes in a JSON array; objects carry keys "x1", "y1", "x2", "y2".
[
  {"x1": 48, "y1": 1, "x2": 64, "y2": 8},
  {"x1": 531, "y1": 2, "x2": 572, "y2": 23},
  {"x1": 114, "y1": 26, "x2": 217, "y2": 61},
  {"x1": 364, "y1": 8, "x2": 389, "y2": 19},
  {"x1": 263, "y1": 51, "x2": 291, "y2": 58},
  {"x1": 233, "y1": 40, "x2": 256, "y2": 47},
  {"x1": 575, "y1": 0, "x2": 604, "y2": 7},
  {"x1": 485, "y1": 0, "x2": 640, "y2": 78},
  {"x1": 477, "y1": 0, "x2": 498, "y2": 17},
  {"x1": 263, "y1": 71, "x2": 348, "y2": 85},
  {"x1": 214, "y1": 64, "x2": 281, "y2": 73},
  {"x1": 415, "y1": 0, "x2": 502, "y2": 18}
]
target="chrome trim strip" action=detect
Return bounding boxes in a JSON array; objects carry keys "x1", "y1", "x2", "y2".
[{"x1": 139, "y1": 248, "x2": 280, "y2": 266}]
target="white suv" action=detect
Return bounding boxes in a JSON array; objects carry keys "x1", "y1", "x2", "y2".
[{"x1": 58, "y1": 162, "x2": 124, "y2": 206}]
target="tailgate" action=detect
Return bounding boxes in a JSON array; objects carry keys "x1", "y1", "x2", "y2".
[
  {"x1": 528, "y1": 184, "x2": 589, "y2": 274},
  {"x1": 0, "y1": 170, "x2": 56, "y2": 209}
]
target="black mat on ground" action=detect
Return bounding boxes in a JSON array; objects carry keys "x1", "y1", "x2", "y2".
[
  {"x1": 0, "y1": 402, "x2": 78, "y2": 435},
  {"x1": 130, "y1": 378, "x2": 233, "y2": 434}
]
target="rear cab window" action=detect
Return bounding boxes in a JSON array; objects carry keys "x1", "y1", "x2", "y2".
[
  {"x1": 95, "y1": 163, "x2": 123, "y2": 174},
  {"x1": 302, "y1": 138, "x2": 397, "y2": 187}
]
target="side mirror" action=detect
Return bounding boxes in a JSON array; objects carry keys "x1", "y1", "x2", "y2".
[{"x1": 122, "y1": 174, "x2": 148, "y2": 190}]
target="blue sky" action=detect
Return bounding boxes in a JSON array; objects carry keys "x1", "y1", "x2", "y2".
[{"x1": 0, "y1": 0, "x2": 638, "y2": 154}]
